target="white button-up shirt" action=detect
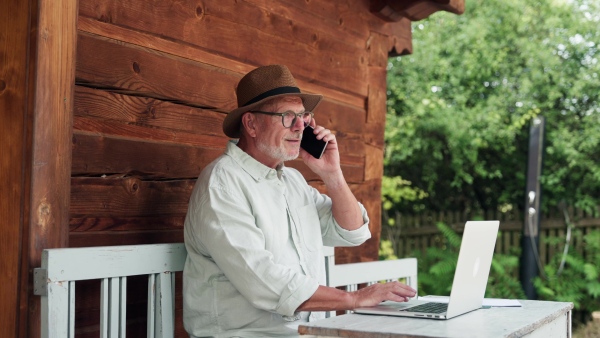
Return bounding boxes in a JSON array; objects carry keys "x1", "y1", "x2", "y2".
[{"x1": 183, "y1": 141, "x2": 371, "y2": 337}]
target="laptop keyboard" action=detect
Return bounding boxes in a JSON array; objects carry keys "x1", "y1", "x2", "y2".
[{"x1": 401, "y1": 302, "x2": 448, "y2": 314}]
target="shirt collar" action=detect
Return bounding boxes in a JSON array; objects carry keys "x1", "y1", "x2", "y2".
[{"x1": 225, "y1": 141, "x2": 284, "y2": 181}]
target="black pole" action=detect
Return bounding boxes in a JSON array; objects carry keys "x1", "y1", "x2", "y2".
[{"x1": 520, "y1": 116, "x2": 545, "y2": 299}]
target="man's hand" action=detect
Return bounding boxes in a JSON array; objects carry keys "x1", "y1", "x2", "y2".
[
  {"x1": 351, "y1": 281, "x2": 417, "y2": 308},
  {"x1": 299, "y1": 120, "x2": 340, "y2": 178},
  {"x1": 297, "y1": 282, "x2": 417, "y2": 312}
]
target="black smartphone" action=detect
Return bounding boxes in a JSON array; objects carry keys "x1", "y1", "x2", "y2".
[{"x1": 301, "y1": 125, "x2": 328, "y2": 159}]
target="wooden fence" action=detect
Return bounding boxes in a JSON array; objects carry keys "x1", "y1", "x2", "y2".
[{"x1": 382, "y1": 206, "x2": 600, "y2": 265}]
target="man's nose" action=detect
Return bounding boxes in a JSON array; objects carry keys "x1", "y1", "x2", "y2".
[{"x1": 291, "y1": 114, "x2": 305, "y2": 131}]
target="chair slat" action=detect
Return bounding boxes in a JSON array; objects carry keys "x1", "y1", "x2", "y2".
[
  {"x1": 101, "y1": 278, "x2": 109, "y2": 338},
  {"x1": 109, "y1": 277, "x2": 120, "y2": 337},
  {"x1": 69, "y1": 281, "x2": 75, "y2": 338},
  {"x1": 120, "y1": 277, "x2": 127, "y2": 338},
  {"x1": 147, "y1": 274, "x2": 156, "y2": 338},
  {"x1": 155, "y1": 273, "x2": 175, "y2": 338}
]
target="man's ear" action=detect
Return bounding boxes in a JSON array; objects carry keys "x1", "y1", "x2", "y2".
[{"x1": 241, "y1": 112, "x2": 258, "y2": 138}]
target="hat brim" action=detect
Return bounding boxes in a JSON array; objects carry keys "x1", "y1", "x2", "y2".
[{"x1": 222, "y1": 93, "x2": 323, "y2": 138}]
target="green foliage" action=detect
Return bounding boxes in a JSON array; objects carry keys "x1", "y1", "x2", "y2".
[
  {"x1": 379, "y1": 239, "x2": 398, "y2": 260},
  {"x1": 534, "y1": 230, "x2": 600, "y2": 313},
  {"x1": 409, "y1": 223, "x2": 525, "y2": 298},
  {"x1": 385, "y1": 0, "x2": 600, "y2": 215},
  {"x1": 381, "y1": 176, "x2": 428, "y2": 219}
]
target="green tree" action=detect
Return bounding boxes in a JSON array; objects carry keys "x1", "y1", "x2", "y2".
[{"x1": 385, "y1": 0, "x2": 600, "y2": 215}]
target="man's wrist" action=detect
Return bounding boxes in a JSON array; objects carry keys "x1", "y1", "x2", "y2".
[{"x1": 322, "y1": 169, "x2": 346, "y2": 189}]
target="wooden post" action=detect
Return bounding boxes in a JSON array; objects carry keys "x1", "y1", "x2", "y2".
[
  {"x1": 21, "y1": 0, "x2": 77, "y2": 336},
  {"x1": 0, "y1": 0, "x2": 37, "y2": 336}
]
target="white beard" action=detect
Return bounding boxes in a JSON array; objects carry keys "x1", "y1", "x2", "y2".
[{"x1": 256, "y1": 136, "x2": 299, "y2": 162}]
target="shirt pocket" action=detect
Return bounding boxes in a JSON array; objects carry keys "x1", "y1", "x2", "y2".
[{"x1": 295, "y1": 204, "x2": 323, "y2": 252}]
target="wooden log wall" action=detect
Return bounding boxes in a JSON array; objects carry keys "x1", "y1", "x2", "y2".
[
  {"x1": 72, "y1": 0, "x2": 413, "y2": 260},
  {"x1": 68, "y1": 0, "x2": 412, "y2": 336}
]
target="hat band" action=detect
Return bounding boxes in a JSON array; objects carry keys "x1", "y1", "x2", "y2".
[{"x1": 243, "y1": 86, "x2": 301, "y2": 107}]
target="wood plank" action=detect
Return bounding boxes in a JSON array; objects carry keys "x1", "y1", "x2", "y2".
[
  {"x1": 313, "y1": 99, "x2": 365, "y2": 134},
  {"x1": 276, "y1": 0, "x2": 377, "y2": 40},
  {"x1": 77, "y1": 16, "x2": 365, "y2": 109},
  {"x1": 72, "y1": 132, "x2": 223, "y2": 178},
  {"x1": 73, "y1": 131, "x2": 364, "y2": 181},
  {"x1": 70, "y1": 178, "x2": 194, "y2": 217},
  {"x1": 249, "y1": 0, "x2": 369, "y2": 47},
  {"x1": 70, "y1": 216, "x2": 185, "y2": 233},
  {"x1": 73, "y1": 85, "x2": 363, "y2": 144},
  {"x1": 278, "y1": 0, "x2": 415, "y2": 56},
  {"x1": 74, "y1": 86, "x2": 226, "y2": 137},
  {"x1": 78, "y1": 0, "x2": 369, "y2": 97},
  {"x1": 0, "y1": 0, "x2": 36, "y2": 335},
  {"x1": 73, "y1": 116, "x2": 229, "y2": 148},
  {"x1": 69, "y1": 230, "x2": 184, "y2": 248},
  {"x1": 76, "y1": 32, "x2": 239, "y2": 110}
]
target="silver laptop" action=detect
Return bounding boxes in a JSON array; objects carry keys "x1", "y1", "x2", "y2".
[{"x1": 354, "y1": 220, "x2": 499, "y2": 320}]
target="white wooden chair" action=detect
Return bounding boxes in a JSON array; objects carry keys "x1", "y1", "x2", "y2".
[
  {"x1": 34, "y1": 243, "x2": 186, "y2": 338},
  {"x1": 34, "y1": 244, "x2": 417, "y2": 337},
  {"x1": 322, "y1": 246, "x2": 418, "y2": 316}
]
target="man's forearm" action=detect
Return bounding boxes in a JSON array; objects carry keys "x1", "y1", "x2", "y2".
[
  {"x1": 322, "y1": 169, "x2": 363, "y2": 231},
  {"x1": 297, "y1": 281, "x2": 417, "y2": 312},
  {"x1": 296, "y1": 285, "x2": 355, "y2": 311}
]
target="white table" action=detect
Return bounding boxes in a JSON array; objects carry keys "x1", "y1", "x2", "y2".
[{"x1": 298, "y1": 300, "x2": 573, "y2": 338}]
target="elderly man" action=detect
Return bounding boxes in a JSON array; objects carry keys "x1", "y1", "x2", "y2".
[{"x1": 183, "y1": 65, "x2": 416, "y2": 337}]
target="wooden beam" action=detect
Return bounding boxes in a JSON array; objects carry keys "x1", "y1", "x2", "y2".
[
  {"x1": 370, "y1": 0, "x2": 465, "y2": 22},
  {"x1": 0, "y1": 0, "x2": 37, "y2": 336},
  {"x1": 26, "y1": 0, "x2": 78, "y2": 337}
]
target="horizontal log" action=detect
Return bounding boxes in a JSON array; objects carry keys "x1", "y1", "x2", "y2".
[
  {"x1": 77, "y1": 16, "x2": 366, "y2": 109},
  {"x1": 314, "y1": 99, "x2": 365, "y2": 135},
  {"x1": 73, "y1": 85, "x2": 368, "y2": 146},
  {"x1": 275, "y1": 0, "x2": 379, "y2": 40},
  {"x1": 250, "y1": 0, "x2": 371, "y2": 46},
  {"x1": 73, "y1": 116, "x2": 229, "y2": 148},
  {"x1": 78, "y1": 0, "x2": 369, "y2": 97},
  {"x1": 72, "y1": 132, "x2": 224, "y2": 178},
  {"x1": 69, "y1": 229, "x2": 184, "y2": 248},
  {"x1": 76, "y1": 32, "x2": 239, "y2": 110},
  {"x1": 70, "y1": 177, "x2": 194, "y2": 217},
  {"x1": 74, "y1": 85, "x2": 226, "y2": 137},
  {"x1": 72, "y1": 132, "x2": 364, "y2": 182},
  {"x1": 69, "y1": 215, "x2": 185, "y2": 232}
]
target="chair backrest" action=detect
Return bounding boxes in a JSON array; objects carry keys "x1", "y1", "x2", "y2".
[
  {"x1": 35, "y1": 244, "x2": 418, "y2": 336},
  {"x1": 322, "y1": 246, "x2": 418, "y2": 316},
  {"x1": 34, "y1": 243, "x2": 187, "y2": 338}
]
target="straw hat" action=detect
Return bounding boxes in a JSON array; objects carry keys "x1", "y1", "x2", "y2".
[{"x1": 223, "y1": 65, "x2": 323, "y2": 138}]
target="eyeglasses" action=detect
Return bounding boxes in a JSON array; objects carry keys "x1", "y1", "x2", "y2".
[{"x1": 252, "y1": 110, "x2": 314, "y2": 128}]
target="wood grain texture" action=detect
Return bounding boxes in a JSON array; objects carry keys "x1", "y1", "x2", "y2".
[
  {"x1": 76, "y1": 32, "x2": 238, "y2": 110},
  {"x1": 74, "y1": 86, "x2": 226, "y2": 137},
  {"x1": 76, "y1": 16, "x2": 366, "y2": 109},
  {"x1": 0, "y1": 0, "x2": 35, "y2": 336},
  {"x1": 70, "y1": 177, "x2": 194, "y2": 217},
  {"x1": 72, "y1": 132, "x2": 224, "y2": 178},
  {"x1": 25, "y1": 0, "x2": 78, "y2": 337},
  {"x1": 78, "y1": 0, "x2": 369, "y2": 97}
]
